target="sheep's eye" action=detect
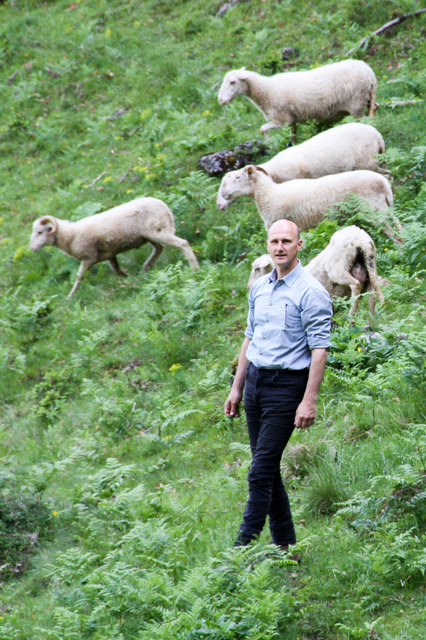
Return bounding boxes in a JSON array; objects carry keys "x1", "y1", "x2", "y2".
[{"x1": 229, "y1": 80, "x2": 235, "y2": 85}]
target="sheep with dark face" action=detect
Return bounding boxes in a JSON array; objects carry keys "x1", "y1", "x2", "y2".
[
  {"x1": 30, "y1": 197, "x2": 199, "y2": 298},
  {"x1": 218, "y1": 60, "x2": 377, "y2": 141},
  {"x1": 247, "y1": 226, "x2": 385, "y2": 314}
]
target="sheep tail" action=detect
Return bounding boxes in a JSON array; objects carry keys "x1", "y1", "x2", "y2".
[{"x1": 368, "y1": 83, "x2": 378, "y2": 118}]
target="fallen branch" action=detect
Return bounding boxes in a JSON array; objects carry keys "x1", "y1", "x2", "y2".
[
  {"x1": 384, "y1": 98, "x2": 423, "y2": 108},
  {"x1": 85, "y1": 170, "x2": 106, "y2": 189},
  {"x1": 346, "y1": 8, "x2": 426, "y2": 55}
]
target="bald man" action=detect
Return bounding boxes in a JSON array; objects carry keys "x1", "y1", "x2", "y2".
[{"x1": 225, "y1": 219, "x2": 333, "y2": 551}]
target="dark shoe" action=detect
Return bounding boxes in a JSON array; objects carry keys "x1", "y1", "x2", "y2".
[
  {"x1": 234, "y1": 532, "x2": 256, "y2": 547},
  {"x1": 279, "y1": 545, "x2": 301, "y2": 563}
]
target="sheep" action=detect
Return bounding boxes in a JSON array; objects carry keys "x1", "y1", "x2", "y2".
[
  {"x1": 306, "y1": 225, "x2": 385, "y2": 314},
  {"x1": 243, "y1": 123, "x2": 390, "y2": 183},
  {"x1": 247, "y1": 225, "x2": 385, "y2": 314},
  {"x1": 30, "y1": 197, "x2": 200, "y2": 298},
  {"x1": 247, "y1": 253, "x2": 275, "y2": 290},
  {"x1": 217, "y1": 60, "x2": 377, "y2": 141},
  {"x1": 216, "y1": 165, "x2": 401, "y2": 241}
]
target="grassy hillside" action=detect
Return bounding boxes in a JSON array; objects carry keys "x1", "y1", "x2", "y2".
[{"x1": 0, "y1": 1, "x2": 425, "y2": 638}]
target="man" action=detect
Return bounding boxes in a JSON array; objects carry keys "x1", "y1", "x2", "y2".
[{"x1": 224, "y1": 219, "x2": 332, "y2": 550}]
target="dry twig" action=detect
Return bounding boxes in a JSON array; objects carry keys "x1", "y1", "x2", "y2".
[
  {"x1": 85, "y1": 171, "x2": 107, "y2": 189},
  {"x1": 346, "y1": 9, "x2": 426, "y2": 55}
]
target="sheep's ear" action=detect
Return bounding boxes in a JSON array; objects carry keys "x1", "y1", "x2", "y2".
[
  {"x1": 39, "y1": 215, "x2": 57, "y2": 234},
  {"x1": 238, "y1": 67, "x2": 249, "y2": 80},
  {"x1": 246, "y1": 165, "x2": 255, "y2": 176},
  {"x1": 255, "y1": 166, "x2": 268, "y2": 175}
]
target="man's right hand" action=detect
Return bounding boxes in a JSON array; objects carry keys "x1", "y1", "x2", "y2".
[
  {"x1": 224, "y1": 338, "x2": 251, "y2": 418},
  {"x1": 224, "y1": 389, "x2": 243, "y2": 417}
]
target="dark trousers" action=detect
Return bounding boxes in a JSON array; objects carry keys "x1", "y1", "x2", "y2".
[{"x1": 236, "y1": 363, "x2": 309, "y2": 546}]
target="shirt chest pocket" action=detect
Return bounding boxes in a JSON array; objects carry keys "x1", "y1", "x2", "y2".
[{"x1": 285, "y1": 303, "x2": 303, "y2": 332}]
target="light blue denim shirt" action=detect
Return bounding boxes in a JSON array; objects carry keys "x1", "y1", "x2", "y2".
[{"x1": 245, "y1": 260, "x2": 333, "y2": 369}]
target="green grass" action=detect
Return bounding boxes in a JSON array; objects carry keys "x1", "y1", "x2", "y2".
[{"x1": 0, "y1": 0, "x2": 425, "y2": 638}]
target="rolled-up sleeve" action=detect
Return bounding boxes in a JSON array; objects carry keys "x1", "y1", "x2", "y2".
[
  {"x1": 301, "y1": 288, "x2": 333, "y2": 349},
  {"x1": 245, "y1": 289, "x2": 255, "y2": 339}
]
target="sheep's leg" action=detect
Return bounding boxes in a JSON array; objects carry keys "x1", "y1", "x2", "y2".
[
  {"x1": 260, "y1": 121, "x2": 283, "y2": 137},
  {"x1": 166, "y1": 234, "x2": 200, "y2": 269},
  {"x1": 147, "y1": 234, "x2": 200, "y2": 269},
  {"x1": 377, "y1": 213, "x2": 403, "y2": 243},
  {"x1": 142, "y1": 242, "x2": 163, "y2": 271},
  {"x1": 328, "y1": 267, "x2": 364, "y2": 315},
  {"x1": 377, "y1": 165, "x2": 392, "y2": 179},
  {"x1": 368, "y1": 87, "x2": 378, "y2": 118},
  {"x1": 109, "y1": 256, "x2": 128, "y2": 277},
  {"x1": 367, "y1": 274, "x2": 385, "y2": 315},
  {"x1": 390, "y1": 211, "x2": 402, "y2": 232},
  {"x1": 368, "y1": 292, "x2": 377, "y2": 314},
  {"x1": 68, "y1": 261, "x2": 89, "y2": 298},
  {"x1": 348, "y1": 281, "x2": 364, "y2": 314}
]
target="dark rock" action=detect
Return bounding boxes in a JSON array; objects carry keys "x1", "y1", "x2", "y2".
[
  {"x1": 282, "y1": 47, "x2": 300, "y2": 60},
  {"x1": 198, "y1": 139, "x2": 269, "y2": 177},
  {"x1": 217, "y1": 0, "x2": 250, "y2": 18}
]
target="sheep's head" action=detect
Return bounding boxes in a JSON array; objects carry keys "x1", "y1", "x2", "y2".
[
  {"x1": 30, "y1": 215, "x2": 58, "y2": 251},
  {"x1": 218, "y1": 68, "x2": 250, "y2": 105},
  {"x1": 216, "y1": 165, "x2": 257, "y2": 210},
  {"x1": 247, "y1": 253, "x2": 274, "y2": 289}
]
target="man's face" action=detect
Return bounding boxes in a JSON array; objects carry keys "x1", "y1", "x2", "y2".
[{"x1": 267, "y1": 220, "x2": 302, "y2": 274}]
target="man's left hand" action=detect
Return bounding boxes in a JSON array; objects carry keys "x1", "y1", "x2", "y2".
[{"x1": 294, "y1": 398, "x2": 317, "y2": 429}]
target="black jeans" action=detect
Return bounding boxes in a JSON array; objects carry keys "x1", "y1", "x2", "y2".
[{"x1": 236, "y1": 363, "x2": 309, "y2": 546}]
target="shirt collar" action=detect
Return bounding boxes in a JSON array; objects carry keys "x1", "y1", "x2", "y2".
[{"x1": 268, "y1": 260, "x2": 303, "y2": 287}]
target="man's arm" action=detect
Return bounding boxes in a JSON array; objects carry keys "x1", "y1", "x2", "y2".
[
  {"x1": 224, "y1": 337, "x2": 251, "y2": 418},
  {"x1": 295, "y1": 347, "x2": 328, "y2": 429}
]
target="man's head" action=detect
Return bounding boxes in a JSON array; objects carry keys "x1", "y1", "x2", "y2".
[{"x1": 267, "y1": 219, "x2": 302, "y2": 277}]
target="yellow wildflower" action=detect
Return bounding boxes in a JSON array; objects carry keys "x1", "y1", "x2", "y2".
[
  {"x1": 169, "y1": 363, "x2": 182, "y2": 376},
  {"x1": 13, "y1": 246, "x2": 29, "y2": 262}
]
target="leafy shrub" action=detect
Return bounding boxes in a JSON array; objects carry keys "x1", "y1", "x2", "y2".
[
  {"x1": 144, "y1": 545, "x2": 304, "y2": 639},
  {"x1": 324, "y1": 194, "x2": 403, "y2": 250},
  {"x1": 328, "y1": 325, "x2": 400, "y2": 374},
  {"x1": 0, "y1": 489, "x2": 51, "y2": 580},
  {"x1": 32, "y1": 366, "x2": 76, "y2": 425},
  {"x1": 304, "y1": 458, "x2": 350, "y2": 515},
  {"x1": 282, "y1": 441, "x2": 332, "y2": 479}
]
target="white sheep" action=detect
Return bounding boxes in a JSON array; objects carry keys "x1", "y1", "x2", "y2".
[
  {"x1": 247, "y1": 225, "x2": 385, "y2": 314},
  {"x1": 218, "y1": 60, "x2": 377, "y2": 141},
  {"x1": 247, "y1": 253, "x2": 275, "y2": 290},
  {"x1": 217, "y1": 165, "x2": 400, "y2": 241},
  {"x1": 248, "y1": 123, "x2": 390, "y2": 183},
  {"x1": 30, "y1": 197, "x2": 200, "y2": 298}
]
